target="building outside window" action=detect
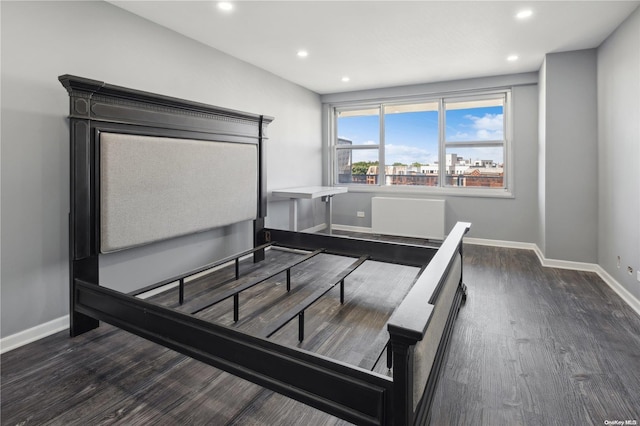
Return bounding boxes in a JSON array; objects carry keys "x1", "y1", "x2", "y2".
[{"x1": 332, "y1": 90, "x2": 511, "y2": 195}]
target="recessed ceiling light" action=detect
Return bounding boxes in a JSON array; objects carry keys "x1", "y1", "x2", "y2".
[
  {"x1": 516, "y1": 9, "x2": 533, "y2": 19},
  {"x1": 507, "y1": 55, "x2": 519, "y2": 62},
  {"x1": 341, "y1": 76, "x2": 350, "y2": 82},
  {"x1": 218, "y1": 2, "x2": 233, "y2": 12},
  {"x1": 297, "y1": 50, "x2": 309, "y2": 58}
]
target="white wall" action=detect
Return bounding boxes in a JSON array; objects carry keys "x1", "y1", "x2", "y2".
[
  {"x1": 0, "y1": 1, "x2": 322, "y2": 338},
  {"x1": 597, "y1": 7, "x2": 640, "y2": 301}
]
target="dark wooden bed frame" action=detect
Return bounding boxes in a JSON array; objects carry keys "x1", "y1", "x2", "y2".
[{"x1": 61, "y1": 74, "x2": 470, "y2": 426}]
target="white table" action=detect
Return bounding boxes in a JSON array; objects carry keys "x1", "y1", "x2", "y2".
[{"x1": 272, "y1": 186, "x2": 348, "y2": 234}]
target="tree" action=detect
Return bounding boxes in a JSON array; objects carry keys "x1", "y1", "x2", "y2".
[{"x1": 352, "y1": 161, "x2": 378, "y2": 175}]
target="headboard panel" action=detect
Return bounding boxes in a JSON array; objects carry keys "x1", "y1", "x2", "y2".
[{"x1": 99, "y1": 133, "x2": 258, "y2": 253}]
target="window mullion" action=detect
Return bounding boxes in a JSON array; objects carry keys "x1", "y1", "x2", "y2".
[
  {"x1": 438, "y1": 98, "x2": 445, "y2": 188},
  {"x1": 504, "y1": 90, "x2": 512, "y2": 191},
  {"x1": 379, "y1": 105, "x2": 385, "y2": 186},
  {"x1": 336, "y1": 107, "x2": 340, "y2": 185}
]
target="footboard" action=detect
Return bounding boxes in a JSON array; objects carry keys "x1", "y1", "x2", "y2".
[{"x1": 387, "y1": 221, "x2": 470, "y2": 425}]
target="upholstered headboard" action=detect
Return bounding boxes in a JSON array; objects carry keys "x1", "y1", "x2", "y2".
[
  {"x1": 100, "y1": 133, "x2": 258, "y2": 252},
  {"x1": 60, "y1": 75, "x2": 273, "y2": 258}
]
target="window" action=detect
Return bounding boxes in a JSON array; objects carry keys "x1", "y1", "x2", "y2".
[
  {"x1": 384, "y1": 102, "x2": 439, "y2": 187},
  {"x1": 335, "y1": 107, "x2": 380, "y2": 184},
  {"x1": 444, "y1": 96, "x2": 506, "y2": 188},
  {"x1": 332, "y1": 91, "x2": 511, "y2": 194}
]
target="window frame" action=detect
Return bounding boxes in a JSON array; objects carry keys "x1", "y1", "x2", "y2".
[
  {"x1": 329, "y1": 89, "x2": 513, "y2": 198},
  {"x1": 334, "y1": 104, "x2": 383, "y2": 185}
]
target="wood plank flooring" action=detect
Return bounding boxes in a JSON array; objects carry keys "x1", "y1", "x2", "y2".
[
  {"x1": 430, "y1": 245, "x2": 640, "y2": 425},
  {"x1": 2, "y1": 243, "x2": 640, "y2": 425}
]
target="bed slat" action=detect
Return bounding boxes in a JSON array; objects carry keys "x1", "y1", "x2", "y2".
[
  {"x1": 190, "y1": 249, "x2": 325, "y2": 316},
  {"x1": 261, "y1": 255, "x2": 369, "y2": 339}
]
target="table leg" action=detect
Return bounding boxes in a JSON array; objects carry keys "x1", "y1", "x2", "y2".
[
  {"x1": 323, "y1": 195, "x2": 333, "y2": 235},
  {"x1": 289, "y1": 198, "x2": 298, "y2": 231}
]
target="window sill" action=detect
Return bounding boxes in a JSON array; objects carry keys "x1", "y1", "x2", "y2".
[{"x1": 336, "y1": 184, "x2": 514, "y2": 199}]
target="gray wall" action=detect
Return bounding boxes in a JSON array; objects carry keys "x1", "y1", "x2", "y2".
[
  {"x1": 2, "y1": 1, "x2": 639, "y2": 340},
  {"x1": 322, "y1": 74, "x2": 540, "y2": 244},
  {"x1": 325, "y1": 48, "x2": 612, "y2": 268},
  {"x1": 0, "y1": 1, "x2": 322, "y2": 338},
  {"x1": 539, "y1": 49, "x2": 599, "y2": 263},
  {"x1": 597, "y1": 7, "x2": 640, "y2": 301}
]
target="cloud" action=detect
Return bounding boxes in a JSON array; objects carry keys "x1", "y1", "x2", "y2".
[
  {"x1": 467, "y1": 113, "x2": 502, "y2": 131},
  {"x1": 336, "y1": 136, "x2": 379, "y2": 146},
  {"x1": 345, "y1": 143, "x2": 437, "y2": 165},
  {"x1": 465, "y1": 113, "x2": 504, "y2": 140},
  {"x1": 386, "y1": 144, "x2": 436, "y2": 165}
]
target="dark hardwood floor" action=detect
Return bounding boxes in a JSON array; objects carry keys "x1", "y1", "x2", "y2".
[
  {"x1": 2, "y1": 243, "x2": 639, "y2": 425},
  {"x1": 431, "y1": 245, "x2": 640, "y2": 425}
]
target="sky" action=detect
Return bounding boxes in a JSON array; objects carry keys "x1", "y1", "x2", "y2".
[{"x1": 337, "y1": 105, "x2": 504, "y2": 166}]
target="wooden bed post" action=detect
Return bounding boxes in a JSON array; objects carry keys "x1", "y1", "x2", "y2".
[
  {"x1": 254, "y1": 217, "x2": 266, "y2": 262},
  {"x1": 388, "y1": 333, "x2": 417, "y2": 425},
  {"x1": 61, "y1": 75, "x2": 104, "y2": 336},
  {"x1": 459, "y1": 239, "x2": 468, "y2": 303},
  {"x1": 254, "y1": 115, "x2": 267, "y2": 263}
]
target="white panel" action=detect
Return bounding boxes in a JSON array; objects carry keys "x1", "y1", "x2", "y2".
[
  {"x1": 372, "y1": 197, "x2": 445, "y2": 240},
  {"x1": 100, "y1": 133, "x2": 257, "y2": 253},
  {"x1": 412, "y1": 254, "x2": 461, "y2": 410}
]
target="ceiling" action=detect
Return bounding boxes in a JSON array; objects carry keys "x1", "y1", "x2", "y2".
[{"x1": 109, "y1": 1, "x2": 639, "y2": 94}]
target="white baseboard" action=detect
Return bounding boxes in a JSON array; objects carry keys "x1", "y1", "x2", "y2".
[
  {"x1": 464, "y1": 237, "x2": 538, "y2": 251},
  {"x1": 0, "y1": 315, "x2": 69, "y2": 354},
  {"x1": 304, "y1": 223, "x2": 375, "y2": 234},
  {"x1": 331, "y1": 224, "x2": 375, "y2": 234},
  {"x1": 466, "y1": 237, "x2": 640, "y2": 317},
  {"x1": 594, "y1": 265, "x2": 640, "y2": 316},
  {"x1": 301, "y1": 223, "x2": 327, "y2": 234}
]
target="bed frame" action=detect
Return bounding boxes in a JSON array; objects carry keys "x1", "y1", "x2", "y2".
[{"x1": 60, "y1": 74, "x2": 470, "y2": 426}]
